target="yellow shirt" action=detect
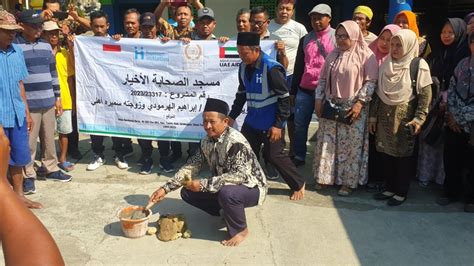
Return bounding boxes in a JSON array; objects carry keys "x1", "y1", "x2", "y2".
[{"x1": 56, "y1": 47, "x2": 74, "y2": 110}]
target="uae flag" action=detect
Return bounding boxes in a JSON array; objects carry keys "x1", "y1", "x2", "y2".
[{"x1": 219, "y1": 47, "x2": 239, "y2": 58}]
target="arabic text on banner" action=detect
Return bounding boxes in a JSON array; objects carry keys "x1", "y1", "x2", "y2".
[{"x1": 74, "y1": 37, "x2": 276, "y2": 141}]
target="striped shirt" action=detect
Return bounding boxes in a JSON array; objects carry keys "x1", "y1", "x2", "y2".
[
  {"x1": 0, "y1": 44, "x2": 29, "y2": 128},
  {"x1": 14, "y1": 35, "x2": 60, "y2": 110}
]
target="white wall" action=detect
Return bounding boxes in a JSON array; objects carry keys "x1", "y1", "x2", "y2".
[{"x1": 205, "y1": 0, "x2": 250, "y2": 37}]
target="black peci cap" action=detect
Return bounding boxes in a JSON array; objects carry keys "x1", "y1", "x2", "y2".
[
  {"x1": 237, "y1": 32, "x2": 260, "y2": 46},
  {"x1": 203, "y1": 98, "x2": 229, "y2": 116}
]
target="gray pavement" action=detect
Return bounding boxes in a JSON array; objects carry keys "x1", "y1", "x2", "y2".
[{"x1": 1, "y1": 133, "x2": 473, "y2": 265}]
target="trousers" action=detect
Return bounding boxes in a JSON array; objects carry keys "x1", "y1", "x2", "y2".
[
  {"x1": 180, "y1": 185, "x2": 259, "y2": 237},
  {"x1": 443, "y1": 127, "x2": 474, "y2": 203},
  {"x1": 241, "y1": 123, "x2": 305, "y2": 191},
  {"x1": 382, "y1": 153, "x2": 415, "y2": 197},
  {"x1": 25, "y1": 107, "x2": 60, "y2": 178}
]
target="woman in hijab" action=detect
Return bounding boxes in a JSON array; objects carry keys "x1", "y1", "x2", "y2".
[
  {"x1": 418, "y1": 18, "x2": 469, "y2": 187},
  {"x1": 437, "y1": 32, "x2": 474, "y2": 213},
  {"x1": 394, "y1": 11, "x2": 431, "y2": 59},
  {"x1": 369, "y1": 24, "x2": 402, "y2": 65},
  {"x1": 466, "y1": 13, "x2": 474, "y2": 35},
  {"x1": 313, "y1": 20, "x2": 378, "y2": 196},
  {"x1": 369, "y1": 29, "x2": 432, "y2": 206},
  {"x1": 366, "y1": 24, "x2": 401, "y2": 193}
]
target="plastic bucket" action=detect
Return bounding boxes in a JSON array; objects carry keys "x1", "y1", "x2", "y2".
[{"x1": 117, "y1": 206, "x2": 152, "y2": 238}]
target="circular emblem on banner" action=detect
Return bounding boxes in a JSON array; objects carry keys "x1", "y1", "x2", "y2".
[{"x1": 184, "y1": 44, "x2": 202, "y2": 60}]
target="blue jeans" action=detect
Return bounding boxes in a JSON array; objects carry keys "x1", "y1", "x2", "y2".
[{"x1": 293, "y1": 88, "x2": 315, "y2": 161}]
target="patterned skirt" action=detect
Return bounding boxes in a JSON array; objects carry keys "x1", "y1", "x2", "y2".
[{"x1": 313, "y1": 108, "x2": 369, "y2": 188}]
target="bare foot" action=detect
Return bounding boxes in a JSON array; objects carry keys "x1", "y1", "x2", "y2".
[
  {"x1": 290, "y1": 183, "x2": 305, "y2": 201},
  {"x1": 21, "y1": 196, "x2": 43, "y2": 209},
  {"x1": 221, "y1": 228, "x2": 249, "y2": 247}
]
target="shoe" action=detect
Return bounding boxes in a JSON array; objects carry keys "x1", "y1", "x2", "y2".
[
  {"x1": 136, "y1": 156, "x2": 146, "y2": 166},
  {"x1": 46, "y1": 171, "x2": 72, "y2": 182},
  {"x1": 387, "y1": 196, "x2": 406, "y2": 206},
  {"x1": 23, "y1": 178, "x2": 36, "y2": 195},
  {"x1": 374, "y1": 191, "x2": 394, "y2": 200},
  {"x1": 140, "y1": 158, "x2": 153, "y2": 175},
  {"x1": 58, "y1": 161, "x2": 75, "y2": 172},
  {"x1": 87, "y1": 155, "x2": 105, "y2": 171},
  {"x1": 464, "y1": 203, "x2": 474, "y2": 213},
  {"x1": 114, "y1": 156, "x2": 129, "y2": 169},
  {"x1": 123, "y1": 148, "x2": 134, "y2": 158},
  {"x1": 265, "y1": 163, "x2": 280, "y2": 180},
  {"x1": 338, "y1": 186, "x2": 352, "y2": 196},
  {"x1": 159, "y1": 158, "x2": 175, "y2": 173},
  {"x1": 436, "y1": 195, "x2": 458, "y2": 206},
  {"x1": 292, "y1": 158, "x2": 305, "y2": 167}
]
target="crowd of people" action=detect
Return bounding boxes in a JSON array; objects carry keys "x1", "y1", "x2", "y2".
[{"x1": 0, "y1": 0, "x2": 473, "y2": 246}]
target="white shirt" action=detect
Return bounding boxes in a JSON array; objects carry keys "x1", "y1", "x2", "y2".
[
  {"x1": 268, "y1": 19, "x2": 308, "y2": 75},
  {"x1": 364, "y1": 31, "x2": 378, "y2": 45}
]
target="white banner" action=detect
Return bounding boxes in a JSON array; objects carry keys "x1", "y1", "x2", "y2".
[{"x1": 74, "y1": 36, "x2": 276, "y2": 142}]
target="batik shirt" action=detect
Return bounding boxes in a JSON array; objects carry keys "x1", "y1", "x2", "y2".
[
  {"x1": 172, "y1": 25, "x2": 193, "y2": 40},
  {"x1": 162, "y1": 126, "x2": 267, "y2": 205},
  {"x1": 448, "y1": 57, "x2": 474, "y2": 133}
]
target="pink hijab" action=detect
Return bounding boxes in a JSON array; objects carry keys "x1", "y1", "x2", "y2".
[
  {"x1": 369, "y1": 24, "x2": 401, "y2": 65},
  {"x1": 321, "y1": 20, "x2": 378, "y2": 99}
]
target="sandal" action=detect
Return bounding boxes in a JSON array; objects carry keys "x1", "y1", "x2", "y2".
[
  {"x1": 58, "y1": 161, "x2": 75, "y2": 172},
  {"x1": 338, "y1": 186, "x2": 352, "y2": 196}
]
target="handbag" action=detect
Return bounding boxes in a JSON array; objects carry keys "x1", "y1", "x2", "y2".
[
  {"x1": 321, "y1": 100, "x2": 353, "y2": 125},
  {"x1": 420, "y1": 100, "x2": 444, "y2": 146},
  {"x1": 410, "y1": 61, "x2": 444, "y2": 146},
  {"x1": 320, "y1": 52, "x2": 353, "y2": 125}
]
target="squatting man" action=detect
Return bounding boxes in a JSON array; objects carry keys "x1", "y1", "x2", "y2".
[{"x1": 148, "y1": 98, "x2": 268, "y2": 246}]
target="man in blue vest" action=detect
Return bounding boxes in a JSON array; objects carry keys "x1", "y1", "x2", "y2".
[{"x1": 229, "y1": 32, "x2": 305, "y2": 200}]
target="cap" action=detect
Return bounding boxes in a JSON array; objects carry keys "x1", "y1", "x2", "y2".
[
  {"x1": 140, "y1": 12, "x2": 156, "y2": 26},
  {"x1": 204, "y1": 98, "x2": 229, "y2": 116},
  {"x1": 308, "y1": 4, "x2": 331, "y2": 17},
  {"x1": 43, "y1": 20, "x2": 59, "y2": 31},
  {"x1": 0, "y1": 10, "x2": 23, "y2": 31},
  {"x1": 197, "y1": 7, "x2": 215, "y2": 21},
  {"x1": 353, "y1": 5, "x2": 373, "y2": 20},
  {"x1": 237, "y1": 32, "x2": 260, "y2": 46},
  {"x1": 17, "y1": 9, "x2": 43, "y2": 25}
]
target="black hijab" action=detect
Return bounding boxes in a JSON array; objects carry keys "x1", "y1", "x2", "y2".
[{"x1": 429, "y1": 18, "x2": 469, "y2": 91}]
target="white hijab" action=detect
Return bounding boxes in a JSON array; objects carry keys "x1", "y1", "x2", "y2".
[{"x1": 377, "y1": 29, "x2": 432, "y2": 105}]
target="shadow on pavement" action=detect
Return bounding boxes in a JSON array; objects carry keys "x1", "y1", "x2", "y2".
[{"x1": 103, "y1": 221, "x2": 123, "y2": 237}]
